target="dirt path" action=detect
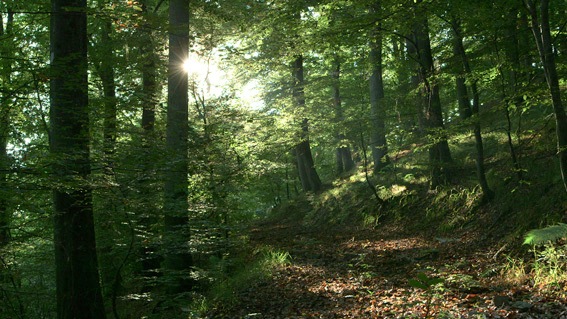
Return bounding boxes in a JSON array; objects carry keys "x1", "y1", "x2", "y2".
[{"x1": 210, "y1": 219, "x2": 567, "y2": 318}]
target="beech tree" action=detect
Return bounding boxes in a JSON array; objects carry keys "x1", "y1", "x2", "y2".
[
  {"x1": 524, "y1": 0, "x2": 567, "y2": 193},
  {"x1": 447, "y1": 11, "x2": 494, "y2": 202},
  {"x1": 50, "y1": 0, "x2": 106, "y2": 317},
  {"x1": 0, "y1": 8, "x2": 13, "y2": 255},
  {"x1": 163, "y1": 0, "x2": 193, "y2": 294},
  {"x1": 293, "y1": 55, "x2": 323, "y2": 192},
  {"x1": 408, "y1": 0, "x2": 453, "y2": 188},
  {"x1": 368, "y1": 0, "x2": 389, "y2": 173}
]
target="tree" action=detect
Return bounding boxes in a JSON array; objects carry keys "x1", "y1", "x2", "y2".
[
  {"x1": 368, "y1": 0, "x2": 389, "y2": 174},
  {"x1": 524, "y1": 0, "x2": 567, "y2": 194},
  {"x1": 163, "y1": 0, "x2": 193, "y2": 294},
  {"x1": 409, "y1": 0, "x2": 453, "y2": 188},
  {"x1": 293, "y1": 55, "x2": 323, "y2": 192},
  {"x1": 0, "y1": 8, "x2": 13, "y2": 255},
  {"x1": 449, "y1": 17, "x2": 494, "y2": 202},
  {"x1": 137, "y1": 0, "x2": 163, "y2": 288},
  {"x1": 50, "y1": 0, "x2": 106, "y2": 317},
  {"x1": 331, "y1": 57, "x2": 355, "y2": 174}
]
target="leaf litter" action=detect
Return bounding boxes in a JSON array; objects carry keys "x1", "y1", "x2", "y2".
[{"x1": 208, "y1": 219, "x2": 567, "y2": 318}]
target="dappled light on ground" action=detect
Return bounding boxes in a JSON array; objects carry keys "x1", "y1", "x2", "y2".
[{"x1": 209, "y1": 218, "x2": 567, "y2": 318}]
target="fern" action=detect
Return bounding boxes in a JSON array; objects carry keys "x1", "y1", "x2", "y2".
[{"x1": 524, "y1": 223, "x2": 567, "y2": 246}]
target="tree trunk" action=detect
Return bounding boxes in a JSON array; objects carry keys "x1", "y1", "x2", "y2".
[
  {"x1": 163, "y1": 0, "x2": 192, "y2": 294},
  {"x1": 331, "y1": 58, "x2": 355, "y2": 175},
  {"x1": 293, "y1": 55, "x2": 322, "y2": 192},
  {"x1": 451, "y1": 19, "x2": 494, "y2": 202},
  {"x1": 411, "y1": 3, "x2": 452, "y2": 188},
  {"x1": 91, "y1": 12, "x2": 123, "y2": 302},
  {"x1": 500, "y1": 5, "x2": 526, "y2": 181},
  {"x1": 137, "y1": 0, "x2": 161, "y2": 290},
  {"x1": 99, "y1": 20, "x2": 117, "y2": 173},
  {"x1": 525, "y1": 0, "x2": 567, "y2": 193},
  {"x1": 0, "y1": 9, "x2": 13, "y2": 253},
  {"x1": 0, "y1": 15, "x2": 12, "y2": 309},
  {"x1": 368, "y1": 1, "x2": 389, "y2": 174},
  {"x1": 50, "y1": 0, "x2": 106, "y2": 317},
  {"x1": 141, "y1": 0, "x2": 157, "y2": 134}
]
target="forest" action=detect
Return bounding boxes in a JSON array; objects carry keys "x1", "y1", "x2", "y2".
[{"x1": 1, "y1": 0, "x2": 567, "y2": 318}]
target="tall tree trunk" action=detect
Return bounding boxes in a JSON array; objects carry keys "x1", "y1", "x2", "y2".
[
  {"x1": 451, "y1": 19, "x2": 494, "y2": 202},
  {"x1": 405, "y1": 37, "x2": 424, "y2": 134},
  {"x1": 91, "y1": 13, "x2": 123, "y2": 302},
  {"x1": 411, "y1": 3, "x2": 452, "y2": 188},
  {"x1": 293, "y1": 55, "x2": 322, "y2": 192},
  {"x1": 99, "y1": 20, "x2": 117, "y2": 173},
  {"x1": 331, "y1": 58, "x2": 355, "y2": 175},
  {"x1": 163, "y1": 0, "x2": 192, "y2": 294},
  {"x1": 50, "y1": 0, "x2": 106, "y2": 317},
  {"x1": 368, "y1": 1, "x2": 389, "y2": 174},
  {"x1": 500, "y1": 5, "x2": 526, "y2": 181},
  {"x1": 525, "y1": 0, "x2": 567, "y2": 193},
  {"x1": 137, "y1": 0, "x2": 161, "y2": 290},
  {"x1": 0, "y1": 9, "x2": 13, "y2": 255},
  {"x1": 0, "y1": 17, "x2": 12, "y2": 314},
  {"x1": 141, "y1": 0, "x2": 157, "y2": 134}
]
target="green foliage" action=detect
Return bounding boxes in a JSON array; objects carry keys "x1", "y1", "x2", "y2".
[
  {"x1": 409, "y1": 272, "x2": 444, "y2": 290},
  {"x1": 408, "y1": 272, "x2": 445, "y2": 319},
  {"x1": 524, "y1": 223, "x2": 567, "y2": 246},
  {"x1": 203, "y1": 245, "x2": 291, "y2": 312}
]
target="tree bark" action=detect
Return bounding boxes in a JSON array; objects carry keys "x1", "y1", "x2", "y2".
[
  {"x1": 331, "y1": 58, "x2": 355, "y2": 175},
  {"x1": 500, "y1": 5, "x2": 526, "y2": 181},
  {"x1": 0, "y1": 9, "x2": 13, "y2": 252},
  {"x1": 368, "y1": 1, "x2": 389, "y2": 174},
  {"x1": 525, "y1": 0, "x2": 567, "y2": 193},
  {"x1": 141, "y1": 0, "x2": 157, "y2": 133},
  {"x1": 293, "y1": 55, "x2": 322, "y2": 192},
  {"x1": 410, "y1": 3, "x2": 452, "y2": 188},
  {"x1": 50, "y1": 0, "x2": 106, "y2": 317},
  {"x1": 163, "y1": 0, "x2": 193, "y2": 294},
  {"x1": 137, "y1": 0, "x2": 161, "y2": 290},
  {"x1": 451, "y1": 19, "x2": 494, "y2": 202},
  {"x1": 98, "y1": 20, "x2": 117, "y2": 173}
]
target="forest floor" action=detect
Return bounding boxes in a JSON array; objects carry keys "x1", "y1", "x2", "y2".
[{"x1": 209, "y1": 215, "x2": 567, "y2": 318}]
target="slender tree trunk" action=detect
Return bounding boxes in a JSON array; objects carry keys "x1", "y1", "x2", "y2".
[
  {"x1": 331, "y1": 58, "x2": 355, "y2": 175},
  {"x1": 99, "y1": 20, "x2": 117, "y2": 173},
  {"x1": 411, "y1": 3, "x2": 452, "y2": 188},
  {"x1": 91, "y1": 13, "x2": 124, "y2": 302},
  {"x1": 451, "y1": 19, "x2": 494, "y2": 202},
  {"x1": 0, "y1": 14, "x2": 13, "y2": 311},
  {"x1": 525, "y1": 0, "x2": 567, "y2": 193},
  {"x1": 499, "y1": 7, "x2": 525, "y2": 181},
  {"x1": 405, "y1": 37, "x2": 424, "y2": 134},
  {"x1": 137, "y1": 0, "x2": 161, "y2": 290},
  {"x1": 0, "y1": 9, "x2": 13, "y2": 254},
  {"x1": 368, "y1": 1, "x2": 389, "y2": 174},
  {"x1": 141, "y1": 0, "x2": 157, "y2": 134},
  {"x1": 163, "y1": 0, "x2": 192, "y2": 294},
  {"x1": 50, "y1": 0, "x2": 106, "y2": 317},
  {"x1": 293, "y1": 55, "x2": 322, "y2": 192}
]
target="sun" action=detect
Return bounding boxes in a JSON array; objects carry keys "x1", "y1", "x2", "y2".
[
  {"x1": 182, "y1": 58, "x2": 192, "y2": 73},
  {"x1": 180, "y1": 51, "x2": 265, "y2": 109}
]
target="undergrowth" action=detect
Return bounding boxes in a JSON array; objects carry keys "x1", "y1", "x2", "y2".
[{"x1": 199, "y1": 244, "x2": 291, "y2": 315}]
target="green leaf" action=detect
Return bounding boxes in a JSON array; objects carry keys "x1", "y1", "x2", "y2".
[
  {"x1": 428, "y1": 278, "x2": 444, "y2": 285},
  {"x1": 416, "y1": 272, "x2": 429, "y2": 282},
  {"x1": 524, "y1": 223, "x2": 567, "y2": 246},
  {"x1": 133, "y1": 5, "x2": 143, "y2": 11},
  {"x1": 408, "y1": 279, "x2": 428, "y2": 290}
]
